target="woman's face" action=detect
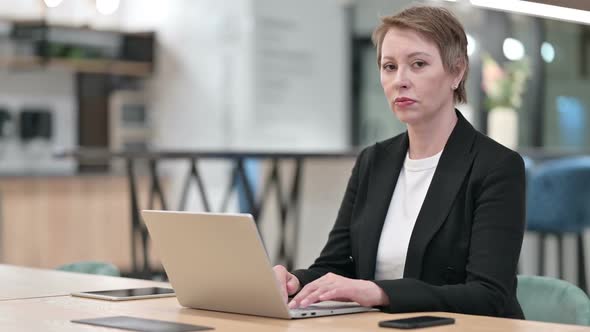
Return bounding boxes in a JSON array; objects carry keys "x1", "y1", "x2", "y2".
[{"x1": 379, "y1": 27, "x2": 463, "y2": 126}]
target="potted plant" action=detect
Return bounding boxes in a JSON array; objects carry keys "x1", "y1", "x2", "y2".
[{"x1": 482, "y1": 53, "x2": 530, "y2": 149}]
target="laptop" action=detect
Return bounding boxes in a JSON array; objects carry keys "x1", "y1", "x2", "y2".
[{"x1": 141, "y1": 210, "x2": 376, "y2": 319}]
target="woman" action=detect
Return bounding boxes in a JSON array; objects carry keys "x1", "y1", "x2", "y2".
[{"x1": 274, "y1": 5, "x2": 525, "y2": 318}]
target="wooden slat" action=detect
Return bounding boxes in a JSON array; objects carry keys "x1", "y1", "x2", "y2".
[{"x1": 0, "y1": 176, "x2": 160, "y2": 272}]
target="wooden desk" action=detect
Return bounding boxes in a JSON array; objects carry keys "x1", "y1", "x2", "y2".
[
  {"x1": 1, "y1": 296, "x2": 589, "y2": 331},
  {"x1": 0, "y1": 264, "x2": 169, "y2": 300},
  {"x1": 1, "y1": 265, "x2": 588, "y2": 331}
]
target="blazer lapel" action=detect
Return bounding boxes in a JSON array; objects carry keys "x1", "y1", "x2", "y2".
[
  {"x1": 358, "y1": 133, "x2": 408, "y2": 280},
  {"x1": 403, "y1": 111, "x2": 477, "y2": 279}
]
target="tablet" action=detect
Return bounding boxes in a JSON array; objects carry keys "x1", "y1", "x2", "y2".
[
  {"x1": 71, "y1": 316, "x2": 213, "y2": 331},
  {"x1": 71, "y1": 287, "x2": 175, "y2": 301}
]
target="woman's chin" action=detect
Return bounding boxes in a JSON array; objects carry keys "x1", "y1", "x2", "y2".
[{"x1": 393, "y1": 109, "x2": 420, "y2": 125}]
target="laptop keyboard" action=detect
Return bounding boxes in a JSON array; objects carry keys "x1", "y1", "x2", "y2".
[{"x1": 289, "y1": 301, "x2": 363, "y2": 312}]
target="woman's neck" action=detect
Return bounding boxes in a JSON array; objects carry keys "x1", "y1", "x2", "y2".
[{"x1": 407, "y1": 108, "x2": 458, "y2": 160}]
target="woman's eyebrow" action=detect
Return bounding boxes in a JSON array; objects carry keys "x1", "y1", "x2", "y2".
[
  {"x1": 381, "y1": 52, "x2": 433, "y2": 62},
  {"x1": 407, "y1": 51, "x2": 432, "y2": 58}
]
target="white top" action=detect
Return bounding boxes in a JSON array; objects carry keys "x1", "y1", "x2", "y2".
[{"x1": 374, "y1": 150, "x2": 442, "y2": 281}]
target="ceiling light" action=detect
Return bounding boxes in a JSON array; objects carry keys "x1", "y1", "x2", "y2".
[
  {"x1": 96, "y1": 0, "x2": 120, "y2": 15},
  {"x1": 470, "y1": 0, "x2": 590, "y2": 25},
  {"x1": 503, "y1": 38, "x2": 525, "y2": 60},
  {"x1": 541, "y1": 42, "x2": 555, "y2": 63},
  {"x1": 44, "y1": 0, "x2": 63, "y2": 8}
]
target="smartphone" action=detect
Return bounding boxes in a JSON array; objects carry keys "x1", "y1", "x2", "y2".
[
  {"x1": 378, "y1": 316, "x2": 455, "y2": 329},
  {"x1": 71, "y1": 287, "x2": 175, "y2": 301}
]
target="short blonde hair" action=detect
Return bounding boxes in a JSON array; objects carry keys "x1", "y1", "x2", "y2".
[{"x1": 372, "y1": 6, "x2": 469, "y2": 104}]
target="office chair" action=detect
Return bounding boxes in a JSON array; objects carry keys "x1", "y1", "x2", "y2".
[
  {"x1": 56, "y1": 261, "x2": 120, "y2": 277},
  {"x1": 517, "y1": 275, "x2": 590, "y2": 326},
  {"x1": 526, "y1": 157, "x2": 590, "y2": 292},
  {"x1": 521, "y1": 155, "x2": 534, "y2": 179}
]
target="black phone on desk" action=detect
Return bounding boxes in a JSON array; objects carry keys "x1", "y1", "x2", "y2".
[{"x1": 379, "y1": 316, "x2": 455, "y2": 329}]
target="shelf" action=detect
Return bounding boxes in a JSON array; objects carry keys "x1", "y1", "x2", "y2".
[
  {"x1": 0, "y1": 20, "x2": 155, "y2": 77},
  {"x1": 50, "y1": 58, "x2": 152, "y2": 77},
  {"x1": 0, "y1": 56, "x2": 152, "y2": 77},
  {"x1": 0, "y1": 55, "x2": 40, "y2": 69}
]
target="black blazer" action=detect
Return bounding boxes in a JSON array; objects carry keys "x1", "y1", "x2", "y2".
[{"x1": 292, "y1": 111, "x2": 525, "y2": 319}]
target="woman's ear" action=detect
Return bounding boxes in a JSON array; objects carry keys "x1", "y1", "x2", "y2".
[{"x1": 453, "y1": 58, "x2": 467, "y2": 87}]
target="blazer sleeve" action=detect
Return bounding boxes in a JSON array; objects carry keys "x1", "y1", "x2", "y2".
[
  {"x1": 373, "y1": 151, "x2": 526, "y2": 316},
  {"x1": 291, "y1": 148, "x2": 368, "y2": 286}
]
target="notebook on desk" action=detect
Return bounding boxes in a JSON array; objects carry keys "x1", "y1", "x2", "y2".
[{"x1": 141, "y1": 210, "x2": 375, "y2": 319}]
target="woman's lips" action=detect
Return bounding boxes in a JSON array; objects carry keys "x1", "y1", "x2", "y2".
[{"x1": 394, "y1": 97, "x2": 416, "y2": 107}]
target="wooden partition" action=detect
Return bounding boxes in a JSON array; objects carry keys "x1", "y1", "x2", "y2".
[{"x1": 0, "y1": 175, "x2": 161, "y2": 272}]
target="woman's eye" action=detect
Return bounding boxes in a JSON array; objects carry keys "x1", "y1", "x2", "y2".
[
  {"x1": 383, "y1": 64, "x2": 397, "y2": 71},
  {"x1": 412, "y1": 61, "x2": 426, "y2": 68}
]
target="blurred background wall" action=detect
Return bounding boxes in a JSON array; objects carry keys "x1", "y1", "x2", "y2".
[{"x1": 0, "y1": 0, "x2": 588, "y2": 290}]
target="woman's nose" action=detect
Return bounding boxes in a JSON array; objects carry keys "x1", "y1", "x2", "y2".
[{"x1": 393, "y1": 67, "x2": 410, "y2": 90}]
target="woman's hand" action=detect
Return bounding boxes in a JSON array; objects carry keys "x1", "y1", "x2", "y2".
[
  {"x1": 288, "y1": 272, "x2": 389, "y2": 309},
  {"x1": 273, "y1": 265, "x2": 301, "y2": 303}
]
